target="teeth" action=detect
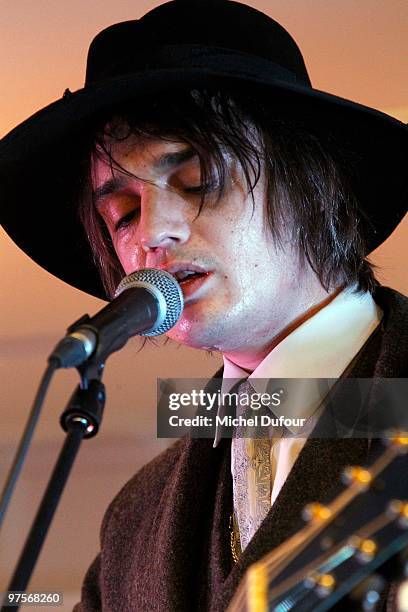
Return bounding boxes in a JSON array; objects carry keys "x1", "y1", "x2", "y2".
[{"x1": 175, "y1": 270, "x2": 198, "y2": 281}]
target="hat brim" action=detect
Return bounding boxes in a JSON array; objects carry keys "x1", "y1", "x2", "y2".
[{"x1": 0, "y1": 67, "x2": 407, "y2": 300}]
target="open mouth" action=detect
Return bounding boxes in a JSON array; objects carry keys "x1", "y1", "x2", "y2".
[
  {"x1": 171, "y1": 270, "x2": 212, "y2": 301},
  {"x1": 174, "y1": 270, "x2": 208, "y2": 285}
]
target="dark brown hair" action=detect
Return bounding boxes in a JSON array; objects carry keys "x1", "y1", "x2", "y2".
[{"x1": 79, "y1": 88, "x2": 377, "y2": 298}]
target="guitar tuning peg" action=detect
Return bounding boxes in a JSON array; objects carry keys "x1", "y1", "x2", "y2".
[
  {"x1": 387, "y1": 432, "x2": 408, "y2": 452},
  {"x1": 303, "y1": 572, "x2": 336, "y2": 598},
  {"x1": 302, "y1": 502, "x2": 332, "y2": 523},
  {"x1": 342, "y1": 466, "x2": 372, "y2": 488},
  {"x1": 387, "y1": 499, "x2": 408, "y2": 528},
  {"x1": 315, "y1": 573, "x2": 336, "y2": 598},
  {"x1": 349, "y1": 535, "x2": 378, "y2": 563}
]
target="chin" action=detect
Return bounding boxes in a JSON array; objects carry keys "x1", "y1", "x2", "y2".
[
  {"x1": 166, "y1": 302, "x2": 238, "y2": 350},
  {"x1": 166, "y1": 319, "x2": 218, "y2": 350},
  {"x1": 167, "y1": 330, "x2": 211, "y2": 350}
]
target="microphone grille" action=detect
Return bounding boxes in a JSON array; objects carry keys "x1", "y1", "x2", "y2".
[{"x1": 115, "y1": 268, "x2": 184, "y2": 336}]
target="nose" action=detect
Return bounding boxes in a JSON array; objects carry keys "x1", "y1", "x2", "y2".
[{"x1": 139, "y1": 184, "x2": 191, "y2": 252}]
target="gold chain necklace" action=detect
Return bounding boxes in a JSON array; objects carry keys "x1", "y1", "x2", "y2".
[{"x1": 229, "y1": 513, "x2": 240, "y2": 564}]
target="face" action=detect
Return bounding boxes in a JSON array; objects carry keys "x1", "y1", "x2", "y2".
[{"x1": 92, "y1": 135, "x2": 327, "y2": 364}]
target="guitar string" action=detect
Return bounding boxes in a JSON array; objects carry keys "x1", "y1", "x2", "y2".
[
  {"x1": 261, "y1": 446, "x2": 397, "y2": 580},
  {"x1": 268, "y1": 448, "x2": 407, "y2": 606},
  {"x1": 268, "y1": 509, "x2": 396, "y2": 608},
  {"x1": 227, "y1": 444, "x2": 401, "y2": 611}
]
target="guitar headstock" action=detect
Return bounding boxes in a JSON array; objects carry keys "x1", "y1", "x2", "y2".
[{"x1": 228, "y1": 435, "x2": 408, "y2": 612}]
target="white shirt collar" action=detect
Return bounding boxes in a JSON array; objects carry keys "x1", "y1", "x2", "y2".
[{"x1": 214, "y1": 286, "x2": 382, "y2": 445}]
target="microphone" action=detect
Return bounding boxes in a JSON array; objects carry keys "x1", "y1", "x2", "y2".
[{"x1": 49, "y1": 269, "x2": 184, "y2": 368}]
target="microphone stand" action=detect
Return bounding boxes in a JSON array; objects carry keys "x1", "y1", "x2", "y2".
[{"x1": 1, "y1": 359, "x2": 106, "y2": 612}]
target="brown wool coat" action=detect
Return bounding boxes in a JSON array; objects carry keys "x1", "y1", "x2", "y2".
[{"x1": 75, "y1": 288, "x2": 408, "y2": 612}]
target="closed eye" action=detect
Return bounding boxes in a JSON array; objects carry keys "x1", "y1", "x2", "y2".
[
  {"x1": 183, "y1": 181, "x2": 219, "y2": 195},
  {"x1": 115, "y1": 209, "x2": 139, "y2": 231}
]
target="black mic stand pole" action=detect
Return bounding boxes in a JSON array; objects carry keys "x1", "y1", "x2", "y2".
[{"x1": 1, "y1": 360, "x2": 106, "y2": 612}]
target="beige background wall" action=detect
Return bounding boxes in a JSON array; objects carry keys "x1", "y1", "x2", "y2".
[{"x1": 1, "y1": 1, "x2": 407, "y2": 609}]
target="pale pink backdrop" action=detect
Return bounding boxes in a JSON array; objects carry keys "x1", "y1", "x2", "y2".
[{"x1": 0, "y1": 2, "x2": 406, "y2": 608}]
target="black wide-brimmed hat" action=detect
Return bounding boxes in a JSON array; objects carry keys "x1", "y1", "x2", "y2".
[{"x1": 0, "y1": 0, "x2": 407, "y2": 300}]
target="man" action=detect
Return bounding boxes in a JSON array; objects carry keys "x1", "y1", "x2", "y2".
[{"x1": 0, "y1": 1, "x2": 407, "y2": 610}]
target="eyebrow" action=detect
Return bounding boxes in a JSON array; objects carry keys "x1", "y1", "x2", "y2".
[
  {"x1": 93, "y1": 176, "x2": 129, "y2": 207},
  {"x1": 153, "y1": 147, "x2": 196, "y2": 171},
  {"x1": 93, "y1": 147, "x2": 197, "y2": 207}
]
